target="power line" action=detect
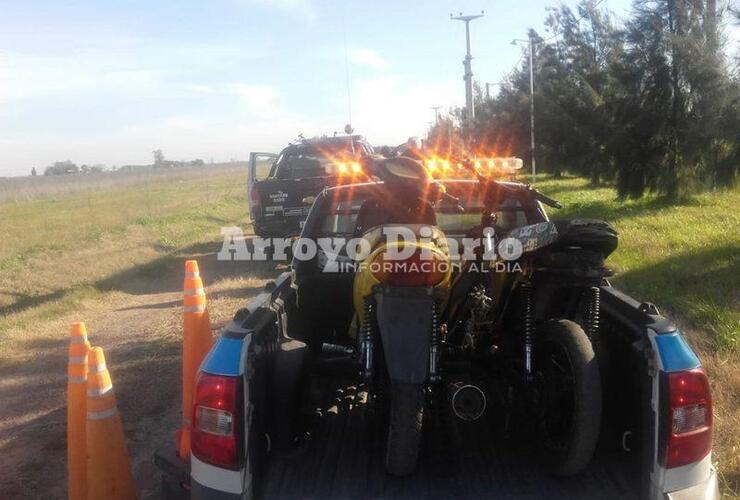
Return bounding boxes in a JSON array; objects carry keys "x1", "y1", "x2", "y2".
[{"x1": 510, "y1": 49, "x2": 527, "y2": 72}]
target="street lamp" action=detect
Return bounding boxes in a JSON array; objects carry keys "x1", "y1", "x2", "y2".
[{"x1": 512, "y1": 36, "x2": 537, "y2": 184}]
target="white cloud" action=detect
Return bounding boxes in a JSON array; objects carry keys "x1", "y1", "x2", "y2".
[
  {"x1": 0, "y1": 52, "x2": 161, "y2": 103},
  {"x1": 351, "y1": 76, "x2": 461, "y2": 146},
  {"x1": 348, "y1": 48, "x2": 387, "y2": 70},
  {"x1": 227, "y1": 84, "x2": 278, "y2": 116},
  {"x1": 0, "y1": 110, "x2": 310, "y2": 175},
  {"x1": 182, "y1": 84, "x2": 214, "y2": 94},
  {"x1": 0, "y1": 74, "x2": 461, "y2": 176},
  {"x1": 0, "y1": 38, "x2": 260, "y2": 104},
  {"x1": 239, "y1": 0, "x2": 317, "y2": 24}
]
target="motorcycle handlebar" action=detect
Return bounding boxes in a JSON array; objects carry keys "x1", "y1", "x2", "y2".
[
  {"x1": 362, "y1": 154, "x2": 560, "y2": 212},
  {"x1": 532, "y1": 189, "x2": 563, "y2": 209}
]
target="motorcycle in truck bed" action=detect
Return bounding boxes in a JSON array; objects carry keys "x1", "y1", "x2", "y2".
[{"x1": 158, "y1": 156, "x2": 718, "y2": 500}]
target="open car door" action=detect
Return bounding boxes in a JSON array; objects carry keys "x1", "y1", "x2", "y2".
[{"x1": 248, "y1": 152, "x2": 278, "y2": 217}]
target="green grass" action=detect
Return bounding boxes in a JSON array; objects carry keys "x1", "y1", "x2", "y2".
[
  {"x1": 2, "y1": 170, "x2": 736, "y2": 351},
  {"x1": 0, "y1": 170, "x2": 737, "y2": 495},
  {"x1": 0, "y1": 173, "x2": 244, "y2": 263},
  {"x1": 0, "y1": 169, "x2": 250, "y2": 342},
  {"x1": 537, "y1": 175, "x2": 740, "y2": 351}
]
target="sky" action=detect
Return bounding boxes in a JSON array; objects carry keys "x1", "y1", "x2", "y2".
[{"x1": 0, "y1": 0, "x2": 734, "y2": 176}]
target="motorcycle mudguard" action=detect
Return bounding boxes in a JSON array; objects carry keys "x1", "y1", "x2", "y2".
[
  {"x1": 505, "y1": 221, "x2": 559, "y2": 254},
  {"x1": 375, "y1": 287, "x2": 433, "y2": 384}
]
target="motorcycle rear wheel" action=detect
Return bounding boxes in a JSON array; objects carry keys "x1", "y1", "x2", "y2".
[
  {"x1": 385, "y1": 382, "x2": 424, "y2": 476},
  {"x1": 536, "y1": 319, "x2": 601, "y2": 476}
]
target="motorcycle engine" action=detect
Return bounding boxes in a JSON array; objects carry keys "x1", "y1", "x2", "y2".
[{"x1": 462, "y1": 283, "x2": 494, "y2": 352}]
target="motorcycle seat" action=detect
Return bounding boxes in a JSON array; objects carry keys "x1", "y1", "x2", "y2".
[{"x1": 551, "y1": 219, "x2": 618, "y2": 257}]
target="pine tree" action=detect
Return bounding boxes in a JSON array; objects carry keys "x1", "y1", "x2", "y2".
[{"x1": 437, "y1": 0, "x2": 738, "y2": 199}]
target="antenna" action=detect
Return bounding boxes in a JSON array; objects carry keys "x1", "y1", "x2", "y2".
[{"x1": 341, "y1": 6, "x2": 353, "y2": 130}]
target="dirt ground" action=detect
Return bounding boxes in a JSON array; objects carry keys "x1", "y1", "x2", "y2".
[{"x1": 0, "y1": 243, "x2": 282, "y2": 499}]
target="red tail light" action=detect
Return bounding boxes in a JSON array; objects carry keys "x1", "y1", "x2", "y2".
[
  {"x1": 370, "y1": 249, "x2": 447, "y2": 287},
  {"x1": 191, "y1": 372, "x2": 242, "y2": 470},
  {"x1": 249, "y1": 186, "x2": 262, "y2": 215},
  {"x1": 663, "y1": 368, "x2": 712, "y2": 468}
]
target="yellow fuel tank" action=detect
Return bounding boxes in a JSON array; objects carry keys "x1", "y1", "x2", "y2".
[{"x1": 352, "y1": 224, "x2": 453, "y2": 324}]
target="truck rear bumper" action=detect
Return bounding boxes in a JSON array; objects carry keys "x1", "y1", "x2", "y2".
[
  {"x1": 155, "y1": 447, "x2": 244, "y2": 500},
  {"x1": 665, "y1": 468, "x2": 719, "y2": 500},
  {"x1": 253, "y1": 215, "x2": 304, "y2": 238},
  {"x1": 154, "y1": 446, "x2": 189, "y2": 500},
  {"x1": 190, "y1": 480, "x2": 240, "y2": 500}
]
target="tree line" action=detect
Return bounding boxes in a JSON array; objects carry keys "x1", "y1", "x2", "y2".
[
  {"x1": 39, "y1": 150, "x2": 206, "y2": 176},
  {"x1": 432, "y1": 0, "x2": 739, "y2": 199},
  {"x1": 42, "y1": 161, "x2": 107, "y2": 176}
]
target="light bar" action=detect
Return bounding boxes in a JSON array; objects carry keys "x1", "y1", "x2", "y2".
[
  {"x1": 422, "y1": 155, "x2": 524, "y2": 178},
  {"x1": 424, "y1": 158, "x2": 453, "y2": 174},
  {"x1": 334, "y1": 161, "x2": 363, "y2": 176},
  {"x1": 478, "y1": 157, "x2": 523, "y2": 172}
]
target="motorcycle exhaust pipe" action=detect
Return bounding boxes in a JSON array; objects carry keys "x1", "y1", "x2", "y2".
[{"x1": 449, "y1": 381, "x2": 487, "y2": 422}]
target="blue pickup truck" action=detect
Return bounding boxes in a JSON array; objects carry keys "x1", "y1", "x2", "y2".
[{"x1": 156, "y1": 178, "x2": 718, "y2": 500}]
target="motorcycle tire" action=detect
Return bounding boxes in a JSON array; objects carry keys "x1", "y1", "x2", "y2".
[
  {"x1": 537, "y1": 319, "x2": 601, "y2": 476},
  {"x1": 385, "y1": 382, "x2": 424, "y2": 476}
]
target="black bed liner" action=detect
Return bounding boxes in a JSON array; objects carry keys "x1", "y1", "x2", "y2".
[{"x1": 259, "y1": 377, "x2": 636, "y2": 500}]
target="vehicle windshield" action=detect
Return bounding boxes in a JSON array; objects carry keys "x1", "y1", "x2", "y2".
[
  {"x1": 318, "y1": 182, "x2": 533, "y2": 237},
  {"x1": 270, "y1": 141, "x2": 369, "y2": 179}
]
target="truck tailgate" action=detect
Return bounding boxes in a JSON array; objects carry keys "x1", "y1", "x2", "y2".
[{"x1": 260, "y1": 177, "x2": 330, "y2": 216}]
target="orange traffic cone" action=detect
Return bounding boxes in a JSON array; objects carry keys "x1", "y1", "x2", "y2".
[
  {"x1": 178, "y1": 260, "x2": 213, "y2": 459},
  {"x1": 86, "y1": 347, "x2": 137, "y2": 500},
  {"x1": 68, "y1": 322, "x2": 90, "y2": 500}
]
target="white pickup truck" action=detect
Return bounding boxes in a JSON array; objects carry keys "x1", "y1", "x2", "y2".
[{"x1": 156, "y1": 180, "x2": 718, "y2": 500}]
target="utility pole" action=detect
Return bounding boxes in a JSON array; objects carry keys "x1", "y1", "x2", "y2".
[
  {"x1": 431, "y1": 106, "x2": 442, "y2": 124},
  {"x1": 512, "y1": 35, "x2": 537, "y2": 184},
  {"x1": 484, "y1": 81, "x2": 503, "y2": 100},
  {"x1": 451, "y1": 11, "x2": 484, "y2": 130}
]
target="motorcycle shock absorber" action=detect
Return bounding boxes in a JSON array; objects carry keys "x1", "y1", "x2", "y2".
[
  {"x1": 429, "y1": 303, "x2": 440, "y2": 383},
  {"x1": 360, "y1": 296, "x2": 375, "y2": 380},
  {"x1": 586, "y1": 286, "x2": 600, "y2": 341},
  {"x1": 521, "y1": 281, "x2": 534, "y2": 377}
]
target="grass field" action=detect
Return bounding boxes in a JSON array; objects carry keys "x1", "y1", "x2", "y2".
[
  {"x1": 0, "y1": 169, "x2": 737, "y2": 497},
  {"x1": 538, "y1": 175, "x2": 740, "y2": 496},
  {"x1": 537, "y1": 175, "x2": 739, "y2": 352},
  {"x1": 0, "y1": 165, "x2": 248, "y2": 345},
  {"x1": 0, "y1": 162, "x2": 248, "y2": 202},
  {"x1": 0, "y1": 166, "x2": 279, "y2": 498}
]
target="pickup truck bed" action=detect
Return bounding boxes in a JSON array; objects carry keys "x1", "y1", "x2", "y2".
[
  {"x1": 260, "y1": 372, "x2": 636, "y2": 499},
  {"x1": 157, "y1": 273, "x2": 719, "y2": 500}
]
